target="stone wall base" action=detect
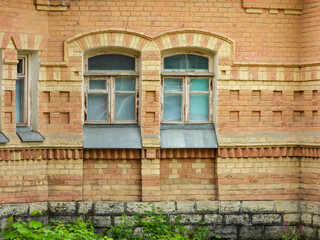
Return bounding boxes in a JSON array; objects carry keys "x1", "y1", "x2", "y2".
[{"x1": 0, "y1": 201, "x2": 320, "y2": 240}]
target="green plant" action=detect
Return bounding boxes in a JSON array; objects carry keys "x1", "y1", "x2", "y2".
[
  {"x1": 105, "y1": 202, "x2": 221, "y2": 240},
  {"x1": 1, "y1": 204, "x2": 220, "y2": 240},
  {"x1": 279, "y1": 223, "x2": 303, "y2": 240},
  {"x1": 0, "y1": 210, "x2": 109, "y2": 240}
]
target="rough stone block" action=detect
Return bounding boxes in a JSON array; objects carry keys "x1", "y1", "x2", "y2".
[
  {"x1": 265, "y1": 226, "x2": 288, "y2": 240},
  {"x1": 126, "y1": 202, "x2": 152, "y2": 214},
  {"x1": 196, "y1": 201, "x2": 219, "y2": 213},
  {"x1": 242, "y1": 201, "x2": 274, "y2": 213},
  {"x1": 114, "y1": 215, "x2": 135, "y2": 226},
  {"x1": 252, "y1": 214, "x2": 281, "y2": 224},
  {"x1": 275, "y1": 201, "x2": 299, "y2": 213},
  {"x1": 213, "y1": 225, "x2": 237, "y2": 239},
  {"x1": 0, "y1": 204, "x2": 29, "y2": 217},
  {"x1": 225, "y1": 214, "x2": 250, "y2": 225},
  {"x1": 95, "y1": 202, "x2": 124, "y2": 215},
  {"x1": 219, "y1": 201, "x2": 240, "y2": 213},
  {"x1": 177, "y1": 202, "x2": 195, "y2": 213},
  {"x1": 29, "y1": 202, "x2": 48, "y2": 215},
  {"x1": 52, "y1": 216, "x2": 79, "y2": 222},
  {"x1": 301, "y1": 213, "x2": 312, "y2": 225},
  {"x1": 302, "y1": 226, "x2": 317, "y2": 239},
  {"x1": 313, "y1": 215, "x2": 320, "y2": 227},
  {"x1": 0, "y1": 218, "x2": 7, "y2": 229},
  {"x1": 306, "y1": 202, "x2": 320, "y2": 214},
  {"x1": 170, "y1": 214, "x2": 202, "y2": 224},
  {"x1": 48, "y1": 202, "x2": 76, "y2": 215},
  {"x1": 90, "y1": 216, "x2": 111, "y2": 228},
  {"x1": 239, "y1": 226, "x2": 264, "y2": 240},
  {"x1": 78, "y1": 202, "x2": 93, "y2": 215},
  {"x1": 204, "y1": 214, "x2": 223, "y2": 224},
  {"x1": 300, "y1": 201, "x2": 307, "y2": 213},
  {"x1": 283, "y1": 214, "x2": 300, "y2": 224},
  {"x1": 154, "y1": 202, "x2": 175, "y2": 213}
]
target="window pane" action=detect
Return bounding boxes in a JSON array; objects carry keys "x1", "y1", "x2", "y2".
[
  {"x1": 115, "y1": 93, "x2": 136, "y2": 121},
  {"x1": 17, "y1": 59, "x2": 23, "y2": 74},
  {"x1": 189, "y1": 94, "x2": 209, "y2": 121},
  {"x1": 15, "y1": 77, "x2": 24, "y2": 123},
  {"x1": 88, "y1": 54, "x2": 135, "y2": 71},
  {"x1": 164, "y1": 78, "x2": 182, "y2": 92},
  {"x1": 164, "y1": 54, "x2": 209, "y2": 72},
  {"x1": 164, "y1": 94, "x2": 182, "y2": 121},
  {"x1": 187, "y1": 54, "x2": 209, "y2": 72},
  {"x1": 115, "y1": 77, "x2": 135, "y2": 91},
  {"x1": 164, "y1": 54, "x2": 187, "y2": 72},
  {"x1": 87, "y1": 94, "x2": 108, "y2": 121},
  {"x1": 190, "y1": 78, "x2": 209, "y2": 91},
  {"x1": 89, "y1": 80, "x2": 106, "y2": 90}
]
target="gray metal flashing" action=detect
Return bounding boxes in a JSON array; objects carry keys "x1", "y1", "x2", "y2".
[
  {"x1": 160, "y1": 124, "x2": 218, "y2": 149},
  {"x1": 16, "y1": 131, "x2": 45, "y2": 142},
  {"x1": 83, "y1": 124, "x2": 142, "y2": 149},
  {"x1": 0, "y1": 133, "x2": 9, "y2": 143}
]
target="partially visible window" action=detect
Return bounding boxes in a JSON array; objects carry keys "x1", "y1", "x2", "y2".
[
  {"x1": 16, "y1": 55, "x2": 28, "y2": 124},
  {"x1": 84, "y1": 53, "x2": 139, "y2": 123},
  {"x1": 162, "y1": 53, "x2": 214, "y2": 123}
]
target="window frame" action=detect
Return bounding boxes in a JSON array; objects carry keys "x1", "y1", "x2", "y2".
[
  {"x1": 161, "y1": 51, "x2": 214, "y2": 124},
  {"x1": 83, "y1": 50, "x2": 139, "y2": 124},
  {"x1": 16, "y1": 54, "x2": 30, "y2": 126}
]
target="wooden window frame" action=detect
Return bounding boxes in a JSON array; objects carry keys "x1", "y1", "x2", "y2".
[
  {"x1": 161, "y1": 52, "x2": 214, "y2": 124},
  {"x1": 16, "y1": 54, "x2": 30, "y2": 126},
  {"x1": 84, "y1": 52, "x2": 139, "y2": 124}
]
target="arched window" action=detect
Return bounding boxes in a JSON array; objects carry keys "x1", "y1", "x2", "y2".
[
  {"x1": 162, "y1": 52, "x2": 214, "y2": 122},
  {"x1": 84, "y1": 52, "x2": 139, "y2": 123}
]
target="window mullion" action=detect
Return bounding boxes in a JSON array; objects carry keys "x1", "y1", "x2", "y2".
[
  {"x1": 110, "y1": 76, "x2": 113, "y2": 123},
  {"x1": 184, "y1": 77, "x2": 188, "y2": 123}
]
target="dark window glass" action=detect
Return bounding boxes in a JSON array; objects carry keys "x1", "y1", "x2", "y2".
[
  {"x1": 164, "y1": 54, "x2": 209, "y2": 72},
  {"x1": 17, "y1": 59, "x2": 23, "y2": 74},
  {"x1": 88, "y1": 54, "x2": 135, "y2": 71}
]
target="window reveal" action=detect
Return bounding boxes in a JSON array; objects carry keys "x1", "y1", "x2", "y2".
[
  {"x1": 84, "y1": 54, "x2": 138, "y2": 123},
  {"x1": 162, "y1": 53, "x2": 213, "y2": 123}
]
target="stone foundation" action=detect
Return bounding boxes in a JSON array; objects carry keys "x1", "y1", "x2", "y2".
[{"x1": 1, "y1": 201, "x2": 320, "y2": 240}]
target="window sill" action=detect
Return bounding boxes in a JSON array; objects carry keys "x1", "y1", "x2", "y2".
[
  {"x1": 83, "y1": 124, "x2": 142, "y2": 149},
  {"x1": 160, "y1": 123, "x2": 218, "y2": 149},
  {"x1": 0, "y1": 133, "x2": 9, "y2": 144},
  {"x1": 16, "y1": 127, "x2": 45, "y2": 142}
]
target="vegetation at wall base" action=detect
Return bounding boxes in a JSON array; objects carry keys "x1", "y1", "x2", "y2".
[
  {"x1": 278, "y1": 223, "x2": 303, "y2": 240},
  {"x1": 0, "y1": 206, "x2": 221, "y2": 240}
]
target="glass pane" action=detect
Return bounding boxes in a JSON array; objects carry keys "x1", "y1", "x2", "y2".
[
  {"x1": 187, "y1": 54, "x2": 209, "y2": 72},
  {"x1": 89, "y1": 80, "x2": 106, "y2": 90},
  {"x1": 87, "y1": 94, "x2": 108, "y2": 121},
  {"x1": 115, "y1": 77, "x2": 136, "y2": 91},
  {"x1": 115, "y1": 93, "x2": 136, "y2": 121},
  {"x1": 164, "y1": 78, "x2": 182, "y2": 92},
  {"x1": 189, "y1": 94, "x2": 209, "y2": 121},
  {"x1": 17, "y1": 59, "x2": 23, "y2": 74},
  {"x1": 88, "y1": 54, "x2": 135, "y2": 71},
  {"x1": 164, "y1": 54, "x2": 187, "y2": 72},
  {"x1": 164, "y1": 54, "x2": 209, "y2": 72},
  {"x1": 190, "y1": 78, "x2": 209, "y2": 91},
  {"x1": 15, "y1": 77, "x2": 24, "y2": 123},
  {"x1": 163, "y1": 94, "x2": 182, "y2": 121}
]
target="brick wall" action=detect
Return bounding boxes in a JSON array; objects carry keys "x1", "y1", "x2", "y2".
[
  {"x1": 301, "y1": 0, "x2": 320, "y2": 62},
  {"x1": 160, "y1": 158, "x2": 217, "y2": 201},
  {"x1": 0, "y1": 0, "x2": 319, "y2": 227}
]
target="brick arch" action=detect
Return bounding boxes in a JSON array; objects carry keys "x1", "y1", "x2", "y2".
[
  {"x1": 152, "y1": 29, "x2": 235, "y2": 66},
  {"x1": 64, "y1": 29, "x2": 152, "y2": 62}
]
